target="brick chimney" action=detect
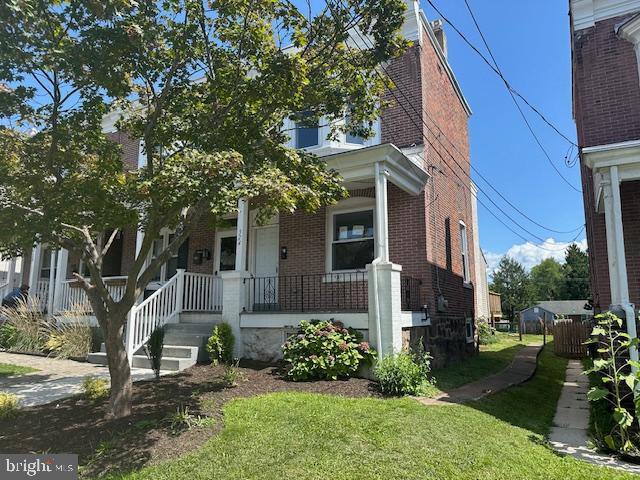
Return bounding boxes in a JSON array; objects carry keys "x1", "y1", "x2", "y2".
[{"x1": 431, "y1": 19, "x2": 448, "y2": 59}]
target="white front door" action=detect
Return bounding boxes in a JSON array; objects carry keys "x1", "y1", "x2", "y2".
[{"x1": 252, "y1": 224, "x2": 279, "y2": 308}]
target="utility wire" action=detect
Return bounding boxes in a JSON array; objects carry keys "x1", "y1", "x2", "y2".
[
  {"x1": 455, "y1": 0, "x2": 581, "y2": 193},
  {"x1": 330, "y1": 0, "x2": 583, "y2": 241},
  {"x1": 425, "y1": 0, "x2": 579, "y2": 149}
]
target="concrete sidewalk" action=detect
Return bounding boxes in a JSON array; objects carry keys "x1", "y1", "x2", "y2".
[
  {"x1": 416, "y1": 342, "x2": 543, "y2": 406},
  {"x1": 0, "y1": 352, "x2": 165, "y2": 407},
  {"x1": 548, "y1": 359, "x2": 640, "y2": 475}
]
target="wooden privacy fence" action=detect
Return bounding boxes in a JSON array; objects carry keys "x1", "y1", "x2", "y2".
[{"x1": 554, "y1": 320, "x2": 592, "y2": 358}]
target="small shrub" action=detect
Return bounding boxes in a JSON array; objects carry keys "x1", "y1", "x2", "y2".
[
  {"x1": 585, "y1": 312, "x2": 640, "y2": 454},
  {"x1": 166, "y1": 405, "x2": 214, "y2": 435},
  {"x1": 82, "y1": 376, "x2": 109, "y2": 403},
  {"x1": 42, "y1": 309, "x2": 92, "y2": 359},
  {"x1": 0, "y1": 298, "x2": 47, "y2": 353},
  {"x1": 478, "y1": 321, "x2": 497, "y2": 345},
  {"x1": 0, "y1": 392, "x2": 20, "y2": 419},
  {"x1": 144, "y1": 326, "x2": 165, "y2": 380},
  {"x1": 282, "y1": 320, "x2": 376, "y2": 381},
  {"x1": 206, "y1": 323, "x2": 235, "y2": 365},
  {"x1": 0, "y1": 323, "x2": 18, "y2": 350},
  {"x1": 375, "y1": 349, "x2": 434, "y2": 396},
  {"x1": 222, "y1": 359, "x2": 243, "y2": 387}
]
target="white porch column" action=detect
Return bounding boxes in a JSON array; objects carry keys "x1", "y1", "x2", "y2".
[
  {"x1": 603, "y1": 165, "x2": 639, "y2": 364},
  {"x1": 367, "y1": 262, "x2": 403, "y2": 358},
  {"x1": 28, "y1": 244, "x2": 42, "y2": 290},
  {"x1": 6, "y1": 258, "x2": 16, "y2": 289},
  {"x1": 53, "y1": 249, "x2": 68, "y2": 313},
  {"x1": 374, "y1": 162, "x2": 390, "y2": 262},
  {"x1": 235, "y1": 198, "x2": 249, "y2": 271},
  {"x1": 46, "y1": 249, "x2": 56, "y2": 315},
  {"x1": 220, "y1": 270, "x2": 249, "y2": 358}
]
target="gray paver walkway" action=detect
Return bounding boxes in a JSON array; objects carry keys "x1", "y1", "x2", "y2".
[
  {"x1": 416, "y1": 342, "x2": 543, "y2": 406},
  {"x1": 0, "y1": 351, "x2": 167, "y2": 407},
  {"x1": 548, "y1": 359, "x2": 640, "y2": 475}
]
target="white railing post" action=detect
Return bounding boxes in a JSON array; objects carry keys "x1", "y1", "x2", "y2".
[
  {"x1": 175, "y1": 269, "x2": 185, "y2": 316},
  {"x1": 125, "y1": 306, "x2": 136, "y2": 366}
]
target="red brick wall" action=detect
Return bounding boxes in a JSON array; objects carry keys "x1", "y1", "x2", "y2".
[
  {"x1": 573, "y1": 15, "x2": 640, "y2": 148},
  {"x1": 120, "y1": 228, "x2": 137, "y2": 276},
  {"x1": 106, "y1": 132, "x2": 140, "y2": 170},
  {"x1": 188, "y1": 221, "x2": 216, "y2": 274},
  {"x1": 573, "y1": 14, "x2": 640, "y2": 311}
]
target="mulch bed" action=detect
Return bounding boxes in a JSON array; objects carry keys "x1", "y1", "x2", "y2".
[{"x1": 0, "y1": 361, "x2": 381, "y2": 478}]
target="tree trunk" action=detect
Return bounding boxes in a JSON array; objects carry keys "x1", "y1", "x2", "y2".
[{"x1": 104, "y1": 318, "x2": 132, "y2": 418}]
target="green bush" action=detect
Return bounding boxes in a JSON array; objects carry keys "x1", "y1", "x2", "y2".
[
  {"x1": 82, "y1": 376, "x2": 109, "y2": 403},
  {"x1": 144, "y1": 326, "x2": 165, "y2": 380},
  {"x1": 0, "y1": 323, "x2": 18, "y2": 350},
  {"x1": 478, "y1": 321, "x2": 497, "y2": 345},
  {"x1": 282, "y1": 320, "x2": 376, "y2": 381},
  {"x1": 0, "y1": 392, "x2": 20, "y2": 419},
  {"x1": 374, "y1": 350, "x2": 434, "y2": 396},
  {"x1": 0, "y1": 298, "x2": 47, "y2": 353},
  {"x1": 206, "y1": 323, "x2": 235, "y2": 365},
  {"x1": 42, "y1": 314, "x2": 92, "y2": 359}
]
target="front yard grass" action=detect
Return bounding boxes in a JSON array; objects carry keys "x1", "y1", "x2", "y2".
[
  {"x1": 426, "y1": 332, "x2": 543, "y2": 396},
  {"x1": 0, "y1": 362, "x2": 37, "y2": 377},
  {"x1": 115, "y1": 345, "x2": 633, "y2": 480}
]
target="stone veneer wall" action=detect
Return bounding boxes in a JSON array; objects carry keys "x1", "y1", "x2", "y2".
[{"x1": 402, "y1": 319, "x2": 475, "y2": 369}]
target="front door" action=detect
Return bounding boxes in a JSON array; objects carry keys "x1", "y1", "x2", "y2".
[
  {"x1": 252, "y1": 224, "x2": 279, "y2": 309},
  {"x1": 215, "y1": 232, "x2": 237, "y2": 274}
]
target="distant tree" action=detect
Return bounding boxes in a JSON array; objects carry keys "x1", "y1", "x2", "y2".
[
  {"x1": 490, "y1": 256, "x2": 531, "y2": 321},
  {"x1": 562, "y1": 243, "x2": 591, "y2": 300},
  {"x1": 529, "y1": 258, "x2": 564, "y2": 301}
]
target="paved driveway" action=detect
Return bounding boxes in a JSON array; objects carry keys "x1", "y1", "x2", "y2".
[{"x1": 0, "y1": 352, "x2": 164, "y2": 407}]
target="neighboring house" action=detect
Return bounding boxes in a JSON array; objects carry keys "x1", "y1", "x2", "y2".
[
  {"x1": 471, "y1": 183, "x2": 491, "y2": 323},
  {"x1": 570, "y1": 0, "x2": 640, "y2": 338},
  {"x1": 519, "y1": 300, "x2": 593, "y2": 334},
  {"x1": 1, "y1": 1, "x2": 477, "y2": 370}
]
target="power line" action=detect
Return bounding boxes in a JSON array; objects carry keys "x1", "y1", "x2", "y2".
[
  {"x1": 425, "y1": 0, "x2": 579, "y2": 150},
  {"x1": 329, "y1": 1, "x2": 583, "y2": 242},
  {"x1": 451, "y1": 0, "x2": 581, "y2": 193}
]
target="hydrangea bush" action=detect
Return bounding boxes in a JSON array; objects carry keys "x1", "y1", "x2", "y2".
[{"x1": 282, "y1": 320, "x2": 376, "y2": 381}]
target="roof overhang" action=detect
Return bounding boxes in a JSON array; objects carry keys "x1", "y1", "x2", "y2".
[{"x1": 324, "y1": 143, "x2": 429, "y2": 196}]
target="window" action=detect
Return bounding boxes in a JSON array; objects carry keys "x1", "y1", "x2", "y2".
[
  {"x1": 459, "y1": 222, "x2": 470, "y2": 283},
  {"x1": 40, "y1": 248, "x2": 55, "y2": 279},
  {"x1": 465, "y1": 317, "x2": 474, "y2": 343},
  {"x1": 295, "y1": 112, "x2": 319, "y2": 149},
  {"x1": 150, "y1": 232, "x2": 189, "y2": 283},
  {"x1": 345, "y1": 112, "x2": 365, "y2": 145},
  {"x1": 331, "y1": 210, "x2": 374, "y2": 271},
  {"x1": 219, "y1": 236, "x2": 237, "y2": 272}
]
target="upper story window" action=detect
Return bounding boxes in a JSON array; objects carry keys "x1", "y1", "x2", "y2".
[
  {"x1": 295, "y1": 112, "x2": 319, "y2": 149},
  {"x1": 345, "y1": 112, "x2": 365, "y2": 145},
  {"x1": 331, "y1": 209, "x2": 374, "y2": 271},
  {"x1": 459, "y1": 221, "x2": 470, "y2": 283}
]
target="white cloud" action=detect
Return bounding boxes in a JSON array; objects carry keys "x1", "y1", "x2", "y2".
[{"x1": 484, "y1": 237, "x2": 587, "y2": 275}]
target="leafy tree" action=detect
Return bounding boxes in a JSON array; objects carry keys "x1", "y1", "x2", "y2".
[
  {"x1": 0, "y1": 0, "x2": 407, "y2": 417},
  {"x1": 562, "y1": 243, "x2": 591, "y2": 300},
  {"x1": 529, "y1": 258, "x2": 563, "y2": 301},
  {"x1": 489, "y1": 256, "x2": 531, "y2": 321}
]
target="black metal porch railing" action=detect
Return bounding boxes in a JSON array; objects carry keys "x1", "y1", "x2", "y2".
[
  {"x1": 400, "y1": 274, "x2": 422, "y2": 311},
  {"x1": 247, "y1": 272, "x2": 368, "y2": 313}
]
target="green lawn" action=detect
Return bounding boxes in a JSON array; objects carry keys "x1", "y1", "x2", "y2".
[
  {"x1": 426, "y1": 332, "x2": 543, "y2": 395},
  {"x1": 0, "y1": 362, "x2": 37, "y2": 377},
  {"x1": 113, "y1": 345, "x2": 633, "y2": 480}
]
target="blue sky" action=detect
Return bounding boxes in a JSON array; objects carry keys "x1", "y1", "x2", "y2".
[{"x1": 420, "y1": 0, "x2": 586, "y2": 271}]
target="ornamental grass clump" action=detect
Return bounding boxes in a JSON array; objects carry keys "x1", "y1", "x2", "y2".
[
  {"x1": 0, "y1": 298, "x2": 47, "y2": 353},
  {"x1": 282, "y1": 320, "x2": 376, "y2": 381}
]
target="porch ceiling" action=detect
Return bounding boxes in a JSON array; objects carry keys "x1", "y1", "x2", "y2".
[{"x1": 324, "y1": 143, "x2": 429, "y2": 196}]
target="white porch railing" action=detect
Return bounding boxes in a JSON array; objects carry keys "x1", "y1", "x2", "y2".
[
  {"x1": 183, "y1": 272, "x2": 223, "y2": 312},
  {"x1": 57, "y1": 276, "x2": 128, "y2": 312},
  {"x1": 0, "y1": 282, "x2": 11, "y2": 302},
  {"x1": 124, "y1": 269, "x2": 220, "y2": 364},
  {"x1": 34, "y1": 279, "x2": 49, "y2": 310}
]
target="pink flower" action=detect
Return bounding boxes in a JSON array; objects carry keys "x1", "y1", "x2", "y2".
[
  {"x1": 358, "y1": 342, "x2": 370, "y2": 352},
  {"x1": 338, "y1": 342, "x2": 349, "y2": 351}
]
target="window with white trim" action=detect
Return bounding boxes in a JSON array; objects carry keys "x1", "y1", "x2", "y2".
[
  {"x1": 331, "y1": 209, "x2": 374, "y2": 271},
  {"x1": 295, "y1": 112, "x2": 319, "y2": 149},
  {"x1": 151, "y1": 232, "x2": 181, "y2": 282},
  {"x1": 459, "y1": 221, "x2": 470, "y2": 283},
  {"x1": 345, "y1": 112, "x2": 365, "y2": 145}
]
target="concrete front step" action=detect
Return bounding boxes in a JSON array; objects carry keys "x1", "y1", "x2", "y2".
[
  {"x1": 165, "y1": 322, "x2": 215, "y2": 335},
  {"x1": 87, "y1": 352, "x2": 196, "y2": 371},
  {"x1": 179, "y1": 312, "x2": 222, "y2": 324},
  {"x1": 99, "y1": 343, "x2": 198, "y2": 360}
]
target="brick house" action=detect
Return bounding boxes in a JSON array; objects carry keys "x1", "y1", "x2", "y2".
[
  {"x1": 570, "y1": 0, "x2": 640, "y2": 343},
  {"x1": 1, "y1": 1, "x2": 478, "y2": 370}
]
